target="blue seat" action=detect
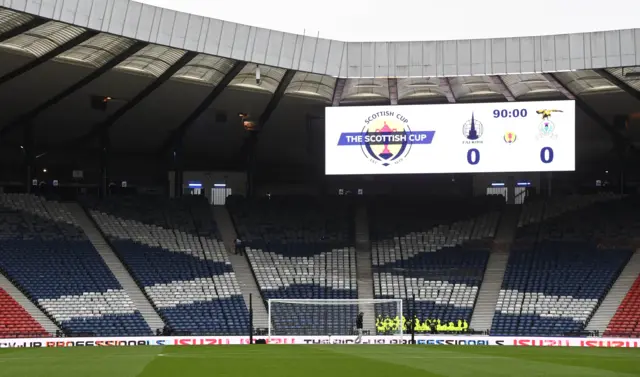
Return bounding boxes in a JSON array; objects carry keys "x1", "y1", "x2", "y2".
[
  {"x1": 0, "y1": 194, "x2": 151, "y2": 336},
  {"x1": 84, "y1": 195, "x2": 249, "y2": 335}
]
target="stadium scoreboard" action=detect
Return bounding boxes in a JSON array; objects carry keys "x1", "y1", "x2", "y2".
[{"x1": 325, "y1": 100, "x2": 575, "y2": 175}]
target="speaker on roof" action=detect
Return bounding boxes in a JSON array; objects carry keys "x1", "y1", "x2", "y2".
[{"x1": 90, "y1": 95, "x2": 110, "y2": 111}]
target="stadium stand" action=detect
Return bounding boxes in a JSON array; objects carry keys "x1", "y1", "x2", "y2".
[
  {"x1": 515, "y1": 193, "x2": 622, "y2": 247},
  {"x1": 226, "y1": 195, "x2": 357, "y2": 335},
  {"x1": 0, "y1": 194, "x2": 151, "y2": 336},
  {"x1": 84, "y1": 195, "x2": 249, "y2": 335},
  {"x1": 0, "y1": 288, "x2": 48, "y2": 338},
  {"x1": 369, "y1": 196, "x2": 503, "y2": 333},
  {"x1": 492, "y1": 195, "x2": 634, "y2": 336},
  {"x1": 605, "y1": 275, "x2": 640, "y2": 337}
]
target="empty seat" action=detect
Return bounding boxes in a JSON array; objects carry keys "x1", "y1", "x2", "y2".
[
  {"x1": 0, "y1": 194, "x2": 150, "y2": 337},
  {"x1": 0, "y1": 288, "x2": 49, "y2": 338},
  {"x1": 84, "y1": 195, "x2": 248, "y2": 335},
  {"x1": 605, "y1": 275, "x2": 640, "y2": 338},
  {"x1": 369, "y1": 196, "x2": 502, "y2": 333},
  {"x1": 491, "y1": 242, "x2": 631, "y2": 336},
  {"x1": 227, "y1": 195, "x2": 357, "y2": 335}
]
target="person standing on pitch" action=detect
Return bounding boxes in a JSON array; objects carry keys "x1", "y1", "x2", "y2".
[{"x1": 356, "y1": 312, "x2": 364, "y2": 343}]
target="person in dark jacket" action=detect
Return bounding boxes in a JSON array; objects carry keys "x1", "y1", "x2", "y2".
[{"x1": 355, "y1": 312, "x2": 364, "y2": 343}]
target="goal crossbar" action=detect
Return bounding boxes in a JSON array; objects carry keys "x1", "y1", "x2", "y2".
[{"x1": 267, "y1": 298, "x2": 403, "y2": 339}]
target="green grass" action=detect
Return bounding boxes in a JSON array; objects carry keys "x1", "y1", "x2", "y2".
[{"x1": 0, "y1": 345, "x2": 639, "y2": 377}]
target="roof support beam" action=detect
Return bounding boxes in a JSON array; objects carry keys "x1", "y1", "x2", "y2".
[
  {"x1": 491, "y1": 76, "x2": 516, "y2": 101},
  {"x1": 595, "y1": 69, "x2": 640, "y2": 103},
  {"x1": 388, "y1": 78, "x2": 398, "y2": 105},
  {"x1": 158, "y1": 61, "x2": 247, "y2": 155},
  {"x1": 439, "y1": 78, "x2": 456, "y2": 103},
  {"x1": 544, "y1": 73, "x2": 634, "y2": 155},
  {"x1": 332, "y1": 78, "x2": 346, "y2": 106},
  {"x1": 62, "y1": 51, "x2": 197, "y2": 148},
  {"x1": 258, "y1": 70, "x2": 296, "y2": 129},
  {"x1": 0, "y1": 30, "x2": 98, "y2": 87},
  {"x1": 0, "y1": 42, "x2": 148, "y2": 139},
  {"x1": 0, "y1": 18, "x2": 47, "y2": 43}
]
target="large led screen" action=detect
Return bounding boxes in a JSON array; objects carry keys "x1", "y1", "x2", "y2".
[{"x1": 325, "y1": 100, "x2": 575, "y2": 175}]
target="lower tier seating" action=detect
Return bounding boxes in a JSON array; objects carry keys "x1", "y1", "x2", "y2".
[
  {"x1": 370, "y1": 196, "x2": 502, "y2": 333},
  {"x1": 0, "y1": 288, "x2": 48, "y2": 338},
  {"x1": 604, "y1": 275, "x2": 640, "y2": 337},
  {"x1": 228, "y1": 196, "x2": 357, "y2": 335},
  {"x1": 246, "y1": 244, "x2": 357, "y2": 335},
  {"x1": 492, "y1": 242, "x2": 631, "y2": 336},
  {"x1": 0, "y1": 194, "x2": 151, "y2": 336},
  {"x1": 374, "y1": 248, "x2": 488, "y2": 333},
  {"x1": 86, "y1": 195, "x2": 249, "y2": 335}
]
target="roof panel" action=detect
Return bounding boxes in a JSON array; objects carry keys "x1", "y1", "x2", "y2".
[
  {"x1": 172, "y1": 54, "x2": 236, "y2": 86},
  {"x1": 341, "y1": 78, "x2": 390, "y2": 103},
  {"x1": 449, "y1": 76, "x2": 504, "y2": 100},
  {"x1": 0, "y1": 8, "x2": 34, "y2": 35},
  {"x1": 397, "y1": 77, "x2": 446, "y2": 102},
  {"x1": 500, "y1": 74, "x2": 559, "y2": 98},
  {"x1": 284, "y1": 72, "x2": 335, "y2": 103},
  {"x1": 554, "y1": 70, "x2": 622, "y2": 95},
  {"x1": 115, "y1": 44, "x2": 186, "y2": 77},
  {"x1": 229, "y1": 64, "x2": 285, "y2": 94},
  {"x1": 55, "y1": 33, "x2": 136, "y2": 68},
  {"x1": 605, "y1": 67, "x2": 640, "y2": 92},
  {"x1": 0, "y1": 21, "x2": 85, "y2": 58}
]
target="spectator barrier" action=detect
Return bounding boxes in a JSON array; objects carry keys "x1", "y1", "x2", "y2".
[{"x1": 1, "y1": 335, "x2": 638, "y2": 348}]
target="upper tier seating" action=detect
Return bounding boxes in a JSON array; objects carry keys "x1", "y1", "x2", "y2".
[
  {"x1": 492, "y1": 242, "x2": 631, "y2": 336},
  {"x1": 85, "y1": 195, "x2": 248, "y2": 335},
  {"x1": 227, "y1": 195, "x2": 356, "y2": 336},
  {"x1": 0, "y1": 194, "x2": 150, "y2": 336},
  {"x1": 605, "y1": 275, "x2": 640, "y2": 337},
  {"x1": 0, "y1": 288, "x2": 48, "y2": 338},
  {"x1": 515, "y1": 193, "x2": 623, "y2": 247},
  {"x1": 369, "y1": 196, "x2": 503, "y2": 333}
]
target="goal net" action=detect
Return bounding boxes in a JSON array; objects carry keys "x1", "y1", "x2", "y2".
[{"x1": 267, "y1": 298, "x2": 403, "y2": 338}]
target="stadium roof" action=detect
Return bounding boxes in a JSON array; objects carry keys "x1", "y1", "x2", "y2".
[{"x1": 0, "y1": 7, "x2": 639, "y2": 173}]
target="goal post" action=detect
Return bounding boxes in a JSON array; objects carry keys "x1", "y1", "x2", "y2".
[{"x1": 267, "y1": 298, "x2": 403, "y2": 340}]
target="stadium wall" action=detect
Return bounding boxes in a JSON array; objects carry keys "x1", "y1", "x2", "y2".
[{"x1": 1, "y1": 336, "x2": 638, "y2": 348}]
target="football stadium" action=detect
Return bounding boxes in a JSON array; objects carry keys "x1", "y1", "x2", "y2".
[{"x1": 0, "y1": 0, "x2": 640, "y2": 376}]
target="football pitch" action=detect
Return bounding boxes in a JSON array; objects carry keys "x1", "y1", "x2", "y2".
[{"x1": 0, "y1": 345, "x2": 639, "y2": 377}]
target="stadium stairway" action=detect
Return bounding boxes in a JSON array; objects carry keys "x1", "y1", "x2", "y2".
[
  {"x1": 355, "y1": 201, "x2": 375, "y2": 334},
  {"x1": 493, "y1": 205, "x2": 521, "y2": 246},
  {"x1": 212, "y1": 204, "x2": 270, "y2": 329},
  {"x1": 0, "y1": 273, "x2": 59, "y2": 335},
  {"x1": 212, "y1": 206, "x2": 237, "y2": 254},
  {"x1": 469, "y1": 250, "x2": 509, "y2": 332},
  {"x1": 356, "y1": 253, "x2": 376, "y2": 334},
  {"x1": 65, "y1": 203, "x2": 165, "y2": 333},
  {"x1": 226, "y1": 253, "x2": 270, "y2": 330},
  {"x1": 586, "y1": 249, "x2": 640, "y2": 333},
  {"x1": 355, "y1": 201, "x2": 370, "y2": 249}
]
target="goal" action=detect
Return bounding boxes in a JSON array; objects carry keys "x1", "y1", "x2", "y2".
[{"x1": 267, "y1": 298, "x2": 403, "y2": 339}]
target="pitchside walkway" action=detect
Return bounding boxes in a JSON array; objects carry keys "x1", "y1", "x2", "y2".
[{"x1": 587, "y1": 249, "x2": 640, "y2": 333}]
